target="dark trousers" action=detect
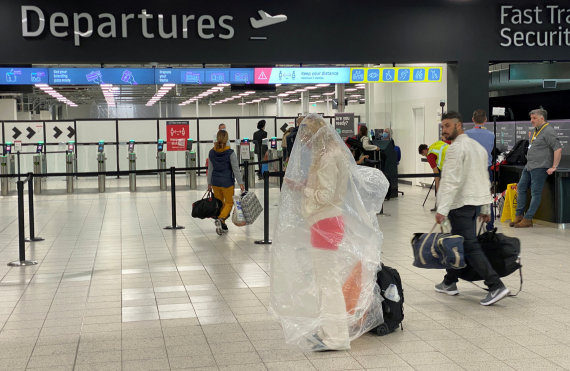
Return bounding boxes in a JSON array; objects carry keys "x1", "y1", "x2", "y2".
[{"x1": 443, "y1": 205, "x2": 503, "y2": 290}]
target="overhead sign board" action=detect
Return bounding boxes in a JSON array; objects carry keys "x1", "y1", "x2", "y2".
[
  {"x1": 349, "y1": 67, "x2": 442, "y2": 83},
  {"x1": 254, "y1": 67, "x2": 350, "y2": 84},
  {"x1": 156, "y1": 68, "x2": 255, "y2": 84},
  {"x1": 0, "y1": 68, "x2": 48, "y2": 85},
  {"x1": 49, "y1": 68, "x2": 155, "y2": 85}
]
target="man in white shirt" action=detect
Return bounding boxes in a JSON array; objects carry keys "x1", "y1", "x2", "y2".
[{"x1": 434, "y1": 111, "x2": 510, "y2": 306}]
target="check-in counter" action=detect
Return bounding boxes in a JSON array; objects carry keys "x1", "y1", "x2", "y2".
[{"x1": 499, "y1": 164, "x2": 570, "y2": 226}]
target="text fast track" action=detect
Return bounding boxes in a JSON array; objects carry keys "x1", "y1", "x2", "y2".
[{"x1": 500, "y1": 5, "x2": 570, "y2": 47}]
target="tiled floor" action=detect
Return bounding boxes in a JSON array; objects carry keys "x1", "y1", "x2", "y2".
[{"x1": 0, "y1": 176, "x2": 569, "y2": 370}]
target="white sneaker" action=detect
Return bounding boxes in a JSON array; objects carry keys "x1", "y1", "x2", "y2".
[{"x1": 214, "y1": 219, "x2": 223, "y2": 235}]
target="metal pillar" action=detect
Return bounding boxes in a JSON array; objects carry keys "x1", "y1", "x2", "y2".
[
  {"x1": 128, "y1": 152, "x2": 137, "y2": 192},
  {"x1": 335, "y1": 84, "x2": 346, "y2": 113},
  {"x1": 97, "y1": 152, "x2": 106, "y2": 193},
  {"x1": 66, "y1": 153, "x2": 75, "y2": 193},
  {"x1": 186, "y1": 151, "x2": 197, "y2": 189},
  {"x1": 0, "y1": 156, "x2": 8, "y2": 196},
  {"x1": 157, "y1": 152, "x2": 167, "y2": 191},
  {"x1": 33, "y1": 154, "x2": 42, "y2": 194}
]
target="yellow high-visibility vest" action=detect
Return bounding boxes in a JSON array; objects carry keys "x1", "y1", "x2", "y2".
[{"x1": 428, "y1": 141, "x2": 449, "y2": 169}]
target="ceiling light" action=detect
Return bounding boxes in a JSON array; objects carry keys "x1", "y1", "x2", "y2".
[
  {"x1": 306, "y1": 86, "x2": 318, "y2": 90},
  {"x1": 316, "y1": 84, "x2": 330, "y2": 87},
  {"x1": 146, "y1": 83, "x2": 175, "y2": 106},
  {"x1": 310, "y1": 95, "x2": 320, "y2": 98},
  {"x1": 350, "y1": 94, "x2": 362, "y2": 97},
  {"x1": 238, "y1": 103, "x2": 246, "y2": 105},
  {"x1": 316, "y1": 100, "x2": 324, "y2": 103},
  {"x1": 357, "y1": 86, "x2": 366, "y2": 89},
  {"x1": 286, "y1": 90, "x2": 296, "y2": 94},
  {"x1": 278, "y1": 93, "x2": 288, "y2": 97},
  {"x1": 322, "y1": 92, "x2": 335, "y2": 96},
  {"x1": 344, "y1": 88, "x2": 357, "y2": 92}
]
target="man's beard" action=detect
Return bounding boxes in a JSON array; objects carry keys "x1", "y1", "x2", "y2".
[{"x1": 445, "y1": 127, "x2": 459, "y2": 141}]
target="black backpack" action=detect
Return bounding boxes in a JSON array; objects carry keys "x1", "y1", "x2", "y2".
[
  {"x1": 505, "y1": 139, "x2": 529, "y2": 165},
  {"x1": 374, "y1": 264, "x2": 404, "y2": 336}
]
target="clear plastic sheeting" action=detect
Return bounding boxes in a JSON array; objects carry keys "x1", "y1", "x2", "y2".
[{"x1": 270, "y1": 114, "x2": 389, "y2": 351}]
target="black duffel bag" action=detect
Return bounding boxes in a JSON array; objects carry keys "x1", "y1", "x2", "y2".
[
  {"x1": 458, "y1": 226, "x2": 522, "y2": 294},
  {"x1": 192, "y1": 191, "x2": 222, "y2": 219}
]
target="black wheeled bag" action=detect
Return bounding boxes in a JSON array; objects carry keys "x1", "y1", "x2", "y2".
[
  {"x1": 373, "y1": 264, "x2": 404, "y2": 336},
  {"x1": 458, "y1": 227, "x2": 522, "y2": 283},
  {"x1": 191, "y1": 191, "x2": 223, "y2": 219}
]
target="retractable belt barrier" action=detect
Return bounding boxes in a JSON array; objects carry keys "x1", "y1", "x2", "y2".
[{"x1": 5, "y1": 161, "x2": 441, "y2": 267}]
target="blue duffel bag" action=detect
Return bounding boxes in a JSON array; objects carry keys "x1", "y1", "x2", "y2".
[{"x1": 411, "y1": 223, "x2": 466, "y2": 270}]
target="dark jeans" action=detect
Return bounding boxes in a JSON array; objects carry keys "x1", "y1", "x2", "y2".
[
  {"x1": 516, "y1": 167, "x2": 549, "y2": 220},
  {"x1": 443, "y1": 205, "x2": 503, "y2": 290}
]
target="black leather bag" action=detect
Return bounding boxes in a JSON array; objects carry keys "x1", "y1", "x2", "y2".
[
  {"x1": 192, "y1": 191, "x2": 222, "y2": 219},
  {"x1": 458, "y1": 227, "x2": 521, "y2": 281}
]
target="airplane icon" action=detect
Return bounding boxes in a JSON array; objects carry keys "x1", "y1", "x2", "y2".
[{"x1": 250, "y1": 10, "x2": 288, "y2": 29}]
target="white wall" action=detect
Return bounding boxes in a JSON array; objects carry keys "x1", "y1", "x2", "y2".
[
  {"x1": 0, "y1": 99, "x2": 17, "y2": 120},
  {"x1": 17, "y1": 111, "x2": 32, "y2": 120},
  {"x1": 366, "y1": 64, "x2": 448, "y2": 185}
]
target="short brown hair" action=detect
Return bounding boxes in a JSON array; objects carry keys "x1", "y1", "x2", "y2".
[
  {"x1": 472, "y1": 109, "x2": 487, "y2": 124},
  {"x1": 359, "y1": 125, "x2": 368, "y2": 137}
]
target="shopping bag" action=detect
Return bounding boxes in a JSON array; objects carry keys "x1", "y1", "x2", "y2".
[
  {"x1": 411, "y1": 223, "x2": 465, "y2": 270},
  {"x1": 191, "y1": 191, "x2": 222, "y2": 219},
  {"x1": 240, "y1": 191, "x2": 263, "y2": 224},
  {"x1": 500, "y1": 183, "x2": 518, "y2": 223},
  {"x1": 231, "y1": 195, "x2": 247, "y2": 227}
]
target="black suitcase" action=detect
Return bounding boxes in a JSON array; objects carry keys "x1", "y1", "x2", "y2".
[{"x1": 374, "y1": 264, "x2": 404, "y2": 336}]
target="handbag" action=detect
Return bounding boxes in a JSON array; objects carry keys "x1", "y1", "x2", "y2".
[
  {"x1": 191, "y1": 191, "x2": 222, "y2": 219},
  {"x1": 459, "y1": 224, "x2": 522, "y2": 279},
  {"x1": 240, "y1": 191, "x2": 262, "y2": 225},
  {"x1": 411, "y1": 223, "x2": 466, "y2": 270},
  {"x1": 231, "y1": 195, "x2": 247, "y2": 227}
]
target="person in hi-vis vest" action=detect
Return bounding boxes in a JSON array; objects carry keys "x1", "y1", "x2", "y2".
[{"x1": 419, "y1": 140, "x2": 451, "y2": 211}]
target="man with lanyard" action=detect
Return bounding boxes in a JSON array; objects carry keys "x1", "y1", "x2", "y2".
[
  {"x1": 465, "y1": 109, "x2": 496, "y2": 231},
  {"x1": 512, "y1": 108, "x2": 562, "y2": 228},
  {"x1": 418, "y1": 139, "x2": 451, "y2": 211}
]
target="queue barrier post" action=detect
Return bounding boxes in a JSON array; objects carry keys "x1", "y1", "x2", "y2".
[
  {"x1": 26, "y1": 173, "x2": 44, "y2": 242},
  {"x1": 254, "y1": 170, "x2": 272, "y2": 245},
  {"x1": 8, "y1": 178, "x2": 38, "y2": 267},
  {"x1": 165, "y1": 167, "x2": 184, "y2": 230}
]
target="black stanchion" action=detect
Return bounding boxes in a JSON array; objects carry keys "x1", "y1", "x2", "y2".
[
  {"x1": 26, "y1": 173, "x2": 44, "y2": 242},
  {"x1": 243, "y1": 160, "x2": 249, "y2": 191},
  {"x1": 8, "y1": 179, "x2": 37, "y2": 267},
  {"x1": 255, "y1": 171, "x2": 272, "y2": 245},
  {"x1": 164, "y1": 167, "x2": 184, "y2": 230}
]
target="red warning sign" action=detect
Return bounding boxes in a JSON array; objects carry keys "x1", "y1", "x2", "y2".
[
  {"x1": 254, "y1": 68, "x2": 272, "y2": 84},
  {"x1": 166, "y1": 121, "x2": 189, "y2": 151}
]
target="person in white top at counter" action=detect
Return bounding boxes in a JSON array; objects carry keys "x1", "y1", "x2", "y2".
[
  {"x1": 434, "y1": 111, "x2": 510, "y2": 306},
  {"x1": 358, "y1": 126, "x2": 379, "y2": 152}
]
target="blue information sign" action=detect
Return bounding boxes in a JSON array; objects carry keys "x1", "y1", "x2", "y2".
[
  {"x1": 157, "y1": 68, "x2": 255, "y2": 84},
  {"x1": 49, "y1": 68, "x2": 155, "y2": 85},
  {"x1": 0, "y1": 68, "x2": 48, "y2": 85},
  {"x1": 229, "y1": 69, "x2": 254, "y2": 84}
]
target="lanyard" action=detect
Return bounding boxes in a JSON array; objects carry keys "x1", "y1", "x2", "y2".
[{"x1": 531, "y1": 123, "x2": 549, "y2": 143}]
